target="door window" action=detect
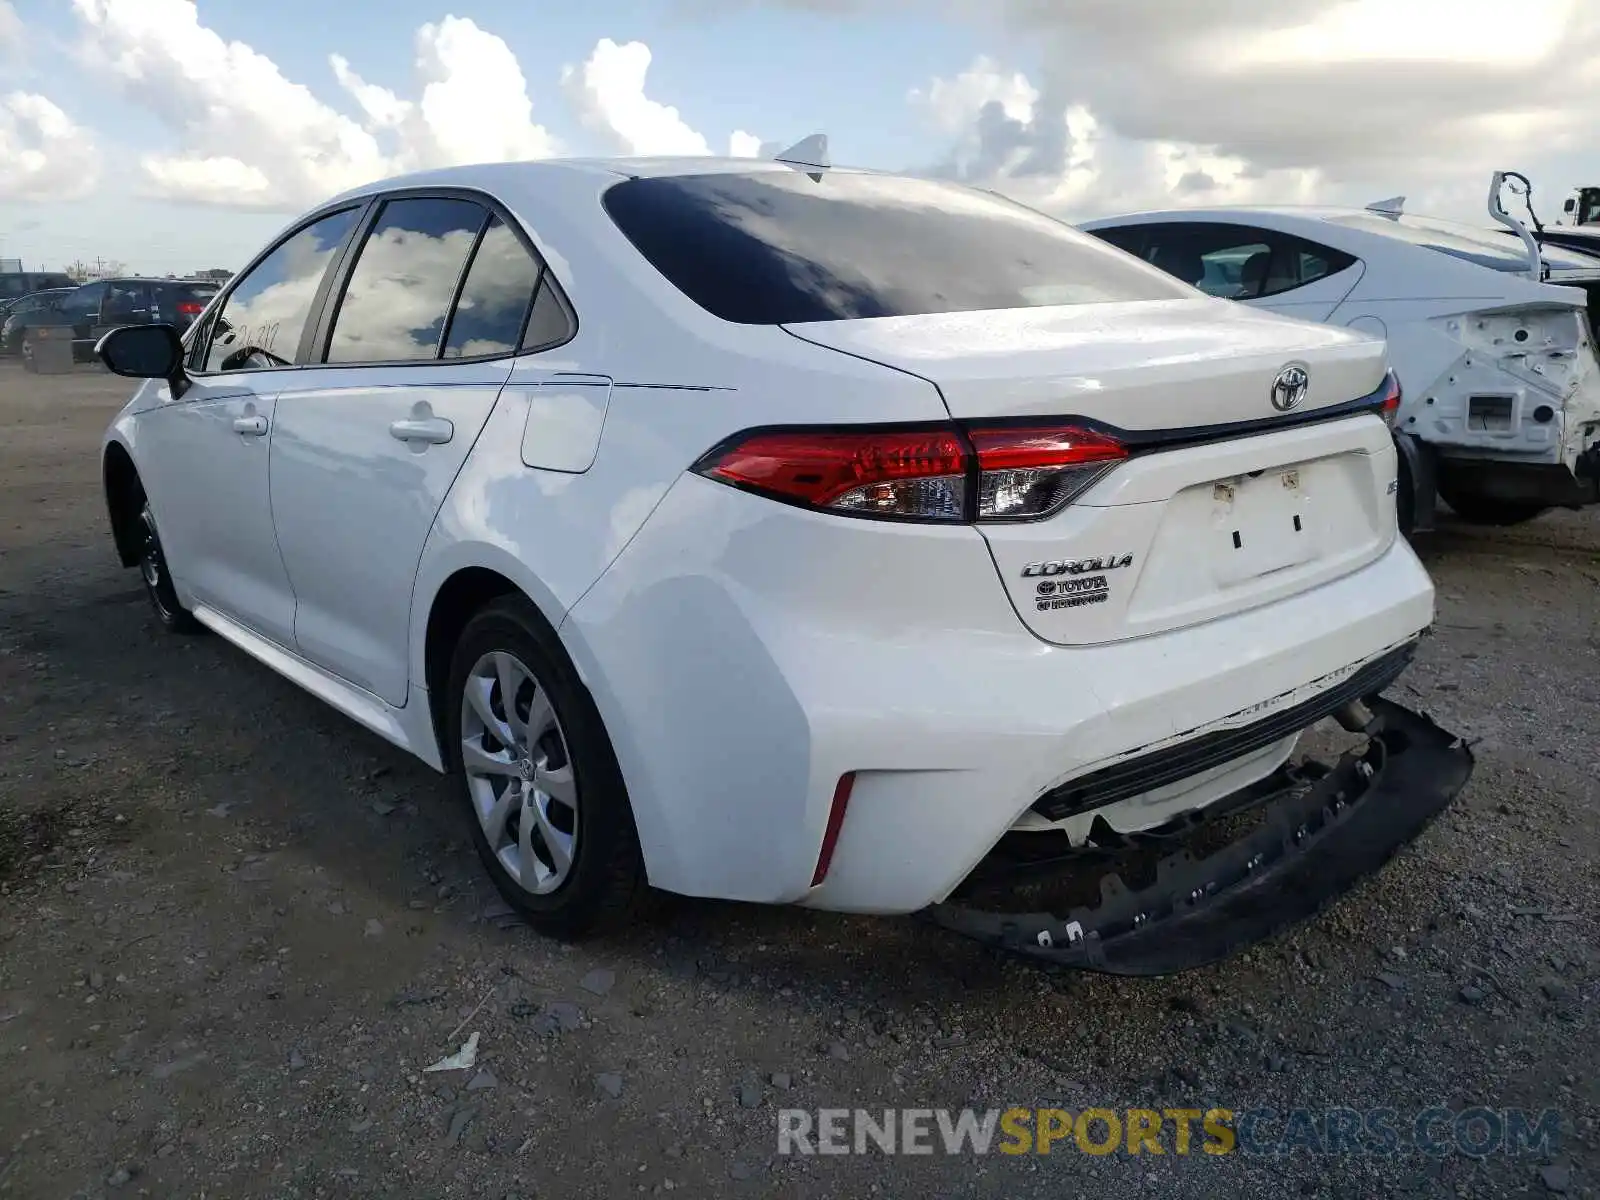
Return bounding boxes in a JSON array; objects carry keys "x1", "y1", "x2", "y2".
[
  {"x1": 325, "y1": 197, "x2": 488, "y2": 363},
  {"x1": 200, "y1": 205, "x2": 362, "y2": 373},
  {"x1": 103, "y1": 281, "x2": 150, "y2": 323},
  {"x1": 441, "y1": 216, "x2": 541, "y2": 359},
  {"x1": 58, "y1": 282, "x2": 106, "y2": 318},
  {"x1": 1134, "y1": 224, "x2": 1356, "y2": 300}
]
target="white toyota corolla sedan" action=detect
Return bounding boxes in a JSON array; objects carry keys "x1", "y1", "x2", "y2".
[{"x1": 95, "y1": 148, "x2": 1472, "y2": 972}]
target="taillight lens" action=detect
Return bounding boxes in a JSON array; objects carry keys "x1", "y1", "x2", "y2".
[
  {"x1": 1377, "y1": 370, "x2": 1402, "y2": 425},
  {"x1": 177, "y1": 301, "x2": 204, "y2": 316},
  {"x1": 692, "y1": 422, "x2": 1126, "y2": 523},
  {"x1": 968, "y1": 425, "x2": 1128, "y2": 521}
]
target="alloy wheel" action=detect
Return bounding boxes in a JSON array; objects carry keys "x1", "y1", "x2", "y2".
[
  {"x1": 138, "y1": 504, "x2": 177, "y2": 622},
  {"x1": 459, "y1": 650, "x2": 578, "y2": 895}
]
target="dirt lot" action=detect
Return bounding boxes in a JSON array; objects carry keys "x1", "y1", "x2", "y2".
[{"x1": 0, "y1": 361, "x2": 1595, "y2": 1199}]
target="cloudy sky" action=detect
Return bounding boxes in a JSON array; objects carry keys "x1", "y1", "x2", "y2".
[{"x1": 1, "y1": 0, "x2": 1597, "y2": 274}]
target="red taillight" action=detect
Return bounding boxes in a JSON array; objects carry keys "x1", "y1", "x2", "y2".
[
  {"x1": 1377, "y1": 370, "x2": 1402, "y2": 424},
  {"x1": 698, "y1": 427, "x2": 968, "y2": 519},
  {"x1": 693, "y1": 422, "x2": 1126, "y2": 523},
  {"x1": 810, "y1": 773, "x2": 856, "y2": 887},
  {"x1": 177, "y1": 301, "x2": 204, "y2": 316}
]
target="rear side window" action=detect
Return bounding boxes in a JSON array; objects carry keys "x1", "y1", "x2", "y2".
[
  {"x1": 326, "y1": 196, "x2": 487, "y2": 363},
  {"x1": 201, "y1": 205, "x2": 361, "y2": 372},
  {"x1": 601, "y1": 171, "x2": 1193, "y2": 324},
  {"x1": 441, "y1": 217, "x2": 541, "y2": 359},
  {"x1": 1132, "y1": 223, "x2": 1357, "y2": 300}
]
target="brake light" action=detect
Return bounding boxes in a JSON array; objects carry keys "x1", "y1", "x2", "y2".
[
  {"x1": 176, "y1": 301, "x2": 204, "y2": 316},
  {"x1": 692, "y1": 422, "x2": 1127, "y2": 523},
  {"x1": 1377, "y1": 370, "x2": 1402, "y2": 425}
]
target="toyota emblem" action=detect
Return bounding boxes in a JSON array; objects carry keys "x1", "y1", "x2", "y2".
[{"x1": 1271, "y1": 364, "x2": 1310, "y2": 412}]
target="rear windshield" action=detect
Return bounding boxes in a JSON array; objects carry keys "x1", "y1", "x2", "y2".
[
  {"x1": 601, "y1": 170, "x2": 1194, "y2": 324},
  {"x1": 1324, "y1": 212, "x2": 1600, "y2": 273},
  {"x1": 160, "y1": 282, "x2": 220, "y2": 303}
]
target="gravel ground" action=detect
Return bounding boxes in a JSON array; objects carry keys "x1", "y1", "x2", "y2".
[{"x1": 0, "y1": 361, "x2": 1595, "y2": 1199}]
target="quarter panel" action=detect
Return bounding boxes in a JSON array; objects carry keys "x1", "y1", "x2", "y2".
[{"x1": 409, "y1": 333, "x2": 952, "y2": 692}]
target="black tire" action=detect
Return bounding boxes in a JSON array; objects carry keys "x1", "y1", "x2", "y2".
[
  {"x1": 135, "y1": 499, "x2": 201, "y2": 633},
  {"x1": 1438, "y1": 485, "x2": 1548, "y2": 527},
  {"x1": 445, "y1": 595, "x2": 646, "y2": 939},
  {"x1": 1395, "y1": 452, "x2": 1416, "y2": 536}
]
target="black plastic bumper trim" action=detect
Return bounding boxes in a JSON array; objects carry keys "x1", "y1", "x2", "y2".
[
  {"x1": 1030, "y1": 641, "x2": 1418, "y2": 823},
  {"x1": 923, "y1": 698, "x2": 1473, "y2": 976}
]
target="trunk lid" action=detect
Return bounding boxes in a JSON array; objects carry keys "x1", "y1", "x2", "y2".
[
  {"x1": 783, "y1": 297, "x2": 1386, "y2": 424},
  {"x1": 787, "y1": 299, "x2": 1399, "y2": 645}
]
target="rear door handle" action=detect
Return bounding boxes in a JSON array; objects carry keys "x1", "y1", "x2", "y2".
[
  {"x1": 389, "y1": 416, "x2": 454, "y2": 445},
  {"x1": 232, "y1": 415, "x2": 268, "y2": 436}
]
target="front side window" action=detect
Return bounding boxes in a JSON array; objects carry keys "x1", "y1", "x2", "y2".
[
  {"x1": 602, "y1": 171, "x2": 1193, "y2": 324},
  {"x1": 201, "y1": 205, "x2": 362, "y2": 373},
  {"x1": 441, "y1": 216, "x2": 540, "y2": 359},
  {"x1": 326, "y1": 196, "x2": 487, "y2": 363}
]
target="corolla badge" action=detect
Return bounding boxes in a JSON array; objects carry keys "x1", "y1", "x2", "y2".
[{"x1": 1271, "y1": 364, "x2": 1310, "y2": 412}]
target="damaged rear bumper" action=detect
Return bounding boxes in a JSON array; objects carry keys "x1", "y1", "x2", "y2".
[{"x1": 921, "y1": 698, "x2": 1473, "y2": 975}]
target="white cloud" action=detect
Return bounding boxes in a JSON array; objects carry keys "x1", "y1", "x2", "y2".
[
  {"x1": 729, "y1": 130, "x2": 763, "y2": 157},
  {"x1": 0, "y1": 2, "x2": 22, "y2": 56},
  {"x1": 0, "y1": 91, "x2": 100, "y2": 201},
  {"x1": 563, "y1": 37, "x2": 758, "y2": 157},
  {"x1": 71, "y1": 0, "x2": 559, "y2": 210},
  {"x1": 724, "y1": 0, "x2": 1600, "y2": 223}
]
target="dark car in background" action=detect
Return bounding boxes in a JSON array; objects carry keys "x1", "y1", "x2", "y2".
[
  {"x1": 8, "y1": 278, "x2": 219, "y2": 370},
  {"x1": 0, "y1": 271, "x2": 75, "y2": 305},
  {"x1": 0, "y1": 289, "x2": 76, "y2": 355}
]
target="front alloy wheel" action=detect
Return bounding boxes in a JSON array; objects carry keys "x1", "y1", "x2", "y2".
[{"x1": 137, "y1": 502, "x2": 199, "y2": 632}]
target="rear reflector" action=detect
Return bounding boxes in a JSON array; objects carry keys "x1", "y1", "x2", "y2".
[
  {"x1": 810, "y1": 773, "x2": 856, "y2": 887},
  {"x1": 693, "y1": 422, "x2": 1127, "y2": 523}
]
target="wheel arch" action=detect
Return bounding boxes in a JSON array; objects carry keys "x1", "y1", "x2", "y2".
[{"x1": 102, "y1": 439, "x2": 144, "y2": 568}]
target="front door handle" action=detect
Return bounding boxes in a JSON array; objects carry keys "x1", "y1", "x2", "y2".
[
  {"x1": 232, "y1": 415, "x2": 268, "y2": 436},
  {"x1": 389, "y1": 416, "x2": 454, "y2": 445}
]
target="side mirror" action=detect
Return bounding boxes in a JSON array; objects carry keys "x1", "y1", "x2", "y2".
[
  {"x1": 96, "y1": 324, "x2": 189, "y2": 397},
  {"x1": 1565, "y1": 198, "x2": 1577, "y2": 214}
]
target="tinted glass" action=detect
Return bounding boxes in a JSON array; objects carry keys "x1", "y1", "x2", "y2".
[
  {"x1": 442, "y1": 217, "x2": 539, "y2": 359},
  {"x1": 1135, "y1": 224, "x2": 1355, "y2": 300},
  {"x1": 203, "y1": 207, "x2": 360, "y2": 372},
  {"x1": 1089, "y1": 226, "x2": 1146, "y2": 256},
  {"x1": 159, "y1": 282, "x2": 220, "y2": 305},
  {"x1": 59, "y1": 282, "x2": 105, "y2": 316},
  {"x1": 327, "y1": 197, "x2": 487, "y2": 363},
  {"x1": 602, "y1": 171, "x2": 1193, "y2": 324},
  {"x1": 521, "y1": 277, "x2": 571, "y2": 351},
  {"x1": 103, "y1": 281, "x2": 150, "y2": 320}
]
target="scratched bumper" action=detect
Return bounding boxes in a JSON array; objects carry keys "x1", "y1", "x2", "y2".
[{"x1": 922, "y1": 698, "x2": 1473, "y2": 976}]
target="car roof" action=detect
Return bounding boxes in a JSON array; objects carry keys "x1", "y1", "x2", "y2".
[
  {"x1": 318, "y1": 155, "x2": 884, "y2": 208},
  {"x1": 74, "y1": 277, "x2": 219, "y2": 285},
  {"x1": 1081, "y1": 204, "x2": 1376, "y2": 226}
]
